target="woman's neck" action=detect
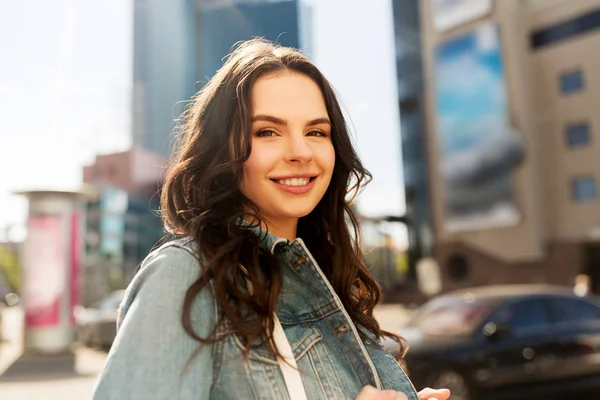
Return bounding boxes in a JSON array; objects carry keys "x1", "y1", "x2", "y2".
[
  {"x1": 266, "y1": 219, "x2": 298, "y2": 242},
  {"x1": 244, "y1": 214, "x2": 298, "y2": 241}
]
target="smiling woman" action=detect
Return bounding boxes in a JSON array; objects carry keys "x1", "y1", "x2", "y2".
[
  {"x1": 92, "y1": 39, "x2": 444, "y2": 400},
  {"x1": 241, "y1": 71, "x2": 336, "y2": 240}
]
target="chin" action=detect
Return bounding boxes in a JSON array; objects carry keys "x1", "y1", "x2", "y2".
[
  {"x1": 274, "y1": 205, "x2": 317, "y2": 220},
  {"x1": 283, "y1": 209, "x2": 314, "y2": 219}
]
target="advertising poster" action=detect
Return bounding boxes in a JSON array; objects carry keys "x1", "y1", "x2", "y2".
[
  {"x1": 434, "y1": 22, "x2": 525, "y2": 231},
  {"x1": 23, "y1": 215, "x2": 65, "y2": 328}
]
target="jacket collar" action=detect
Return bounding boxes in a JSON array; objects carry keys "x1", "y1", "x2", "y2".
[{"x1": 237, "y1": 218, "x2": 289, "y2": 254}]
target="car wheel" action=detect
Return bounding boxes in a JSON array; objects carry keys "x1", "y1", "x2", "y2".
[{"x1": 429, "y1": 369, "x2": 474, "y2": 400}]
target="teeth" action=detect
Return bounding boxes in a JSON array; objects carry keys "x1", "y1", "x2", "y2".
[{"x1": 277, "y1": 178, "x2": 310, "y2": 186}]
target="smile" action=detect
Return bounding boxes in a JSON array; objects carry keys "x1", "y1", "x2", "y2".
[
  {"x1": 276, "y1": 178, "x2": 310, "y2": 186},
  {"x1": 269, "y1": 176, "x2": 317, "y2": 194}
]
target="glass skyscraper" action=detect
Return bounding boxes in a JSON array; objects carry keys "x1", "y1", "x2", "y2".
[
  {"x1": 391, "y1": 0, "x2": 434, "y2": 276},
  {"x1": 132, "y1": 0, "x2": 302, "y2": 158}
]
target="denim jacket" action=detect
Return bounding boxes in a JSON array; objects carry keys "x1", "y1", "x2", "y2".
[{"x1": 93, "y1": 227, "x2": 418, "y2": 400}]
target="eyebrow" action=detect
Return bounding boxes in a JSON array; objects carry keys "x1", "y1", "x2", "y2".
[{"x1": 251, "y1": 114, "x2": 331, "y2": 127}]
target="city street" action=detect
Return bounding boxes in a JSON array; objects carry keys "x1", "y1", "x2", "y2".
[
  {"x1": 2, "y1": 303, "x2": 598, "y2": 399},
  {"x1": 0, "y1": 304, "x2": 413, "y2": 399},
  {"x1": 2, "y1": 0, "x2": 600, "y2": 398}
]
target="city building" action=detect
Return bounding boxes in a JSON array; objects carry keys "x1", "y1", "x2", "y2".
[
  {"x1": 409, "y1": 0, "x2": 600, "y2": 293},
  {"x1": 391, "y1": 0, "x2": 433, "y2": 279},
  {"x1": 132, "y1": 0, "x2": 305, "y2": 158},
  {"x1": 82, "y1": 148, "x2": 166, "y2": 298}
]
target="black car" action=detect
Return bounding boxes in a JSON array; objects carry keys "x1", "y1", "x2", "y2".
[{"x1": 389, "y1": 284, "x2": 600, "y2": 400}]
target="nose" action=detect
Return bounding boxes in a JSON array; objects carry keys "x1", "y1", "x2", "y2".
[{"x1": 285, "y1": 132, "x2": 313, "y2": 163}]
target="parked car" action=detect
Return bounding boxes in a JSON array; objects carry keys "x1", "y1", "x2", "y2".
[
  {"x1": 386, "y1": 284, "x2": 600, "y2": 400},
  {"x1": 76, "y1": 290, "x2": 125, "y2": 350}
]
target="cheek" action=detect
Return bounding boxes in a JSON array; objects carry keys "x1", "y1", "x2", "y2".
[
  {"x1": 241, "y1": 154, "x2": 264, "y2": 193},
  {"x1": 320, "y1": 145, "x2": 336, "y2": 176}
]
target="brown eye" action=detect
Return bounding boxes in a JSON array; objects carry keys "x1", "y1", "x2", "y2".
[
  {"x1": 256, "y1": 130, "x2": 277, "y2": 137},
  {"x1": 307, "y1": 130, "x2": 328, "y2": 137}
]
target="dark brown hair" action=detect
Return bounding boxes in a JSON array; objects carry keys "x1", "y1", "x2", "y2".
[{"x1": 161, "y1": 38, "x2": 406, "y2": 359}]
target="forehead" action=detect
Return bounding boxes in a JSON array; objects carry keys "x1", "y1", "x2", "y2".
[{"x1": 250, "y1": 71, "x2": 327, "y2": 118}]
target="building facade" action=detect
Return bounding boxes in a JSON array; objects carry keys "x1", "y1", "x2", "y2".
[
  {"x1": 391, "y1": 0, "x2": 434, "y2": 280},
  {"x1": 132, "y1": 0, "x2": 197, "y2": 157},
  {"x1": 414, "y1": 0, "x2": 600, "y2": 293},
  {"x1": 132, "y1": 0, "x2": 304, "y2": 158},
  {"x1": 82, "y1": 148, "x2": 166, "y2": 299}
]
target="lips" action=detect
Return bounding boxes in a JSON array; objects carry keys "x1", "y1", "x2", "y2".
[{"x1": 269, "y1": 175, "x2": 317, "y2": 194}]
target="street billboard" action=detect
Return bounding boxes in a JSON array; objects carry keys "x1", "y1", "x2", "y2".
[
  {"x1": 23, "y1": 215, "x2": 64, "y2": 328},
  {"x1": 433, "y1": 22, "x2": 525, "y2": 232}
]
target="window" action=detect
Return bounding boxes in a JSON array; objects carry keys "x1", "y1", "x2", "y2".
[
  {"x1": 531, "y1": 9, "x2": 600, "y2": 50},
  {"x1": 549, "y1": 297, "x2": 600, "y2": 326},
  {"x1": 572, "y1": 176, "x2": 597, "y2": 202},
  {"x1": 495, "y1": 299, "x2": 550, "y2": 336},
  {"x1": 566, "y1": 123, "x2": 591, "y2": 148},
  {"x1": 447, "y1": 253, "x2": 469, "y2": 281},
  {"x1": 560, "y1": 70, "x2": 585, "y2": 95}
]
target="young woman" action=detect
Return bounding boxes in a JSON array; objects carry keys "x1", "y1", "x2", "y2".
[{"x1": 93, "y1": 39, "x2": 450, "y2": 400}]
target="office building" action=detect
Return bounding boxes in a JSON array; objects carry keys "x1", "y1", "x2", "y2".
[
  {"x1": 132, "y1": 0, "x2": 304, "y2": 158},
  {"x1": 82, "y1": 147, "x2": 166, "y2": 290},
  {"x1": 410, "y1": 0, "x2": 600, "y2": 293}
]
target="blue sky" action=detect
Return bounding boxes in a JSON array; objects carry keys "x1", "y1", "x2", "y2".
[{"x1": 0, "y1": 0, "x2": 132, "y2": 239}]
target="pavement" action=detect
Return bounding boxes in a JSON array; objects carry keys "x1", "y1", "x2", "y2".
[
  {"x1": 0, "y1": 306, "x2": 107, "y2": 400},
  {"x1": 0, "y1": 303, "x2": 413, "y2": 399}
]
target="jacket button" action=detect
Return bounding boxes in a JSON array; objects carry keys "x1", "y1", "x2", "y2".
[
  {"x1": 293, "y1": 256, "x2": 307, "y2": 268},
  {"x1": 333, "y1": 323, "x2": 348, "y2": 334}
]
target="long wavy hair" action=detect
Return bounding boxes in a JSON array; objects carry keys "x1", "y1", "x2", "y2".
[{"x1": 161, "y1": 38, "x2": 406, "y2": 359}]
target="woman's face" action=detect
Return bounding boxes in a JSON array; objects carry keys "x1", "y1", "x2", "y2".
[{"x1": 241, "y1": 71, "x2": 335, "y2": 231}]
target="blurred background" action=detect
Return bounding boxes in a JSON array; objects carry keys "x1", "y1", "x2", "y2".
[{"x1": 1, "y1": 0, "x2": 600, "y2": 398}]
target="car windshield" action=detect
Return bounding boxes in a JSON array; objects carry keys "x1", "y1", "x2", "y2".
[{"x1": 407, "y1": 295, "x2": 491, "y2": 336}]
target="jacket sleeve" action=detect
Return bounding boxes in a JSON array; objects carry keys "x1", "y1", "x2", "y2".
[{"x1": 92, "y1": 244, "x2": 216, "y2": 400}]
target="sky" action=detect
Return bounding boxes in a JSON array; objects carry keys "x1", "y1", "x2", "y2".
[
  {"x1": 302, "y1": 0, "x2": 407, "y2": 248},
  {"x1": 0, "y1": 0, "x2": 406, "y2": 246},
  {"x1": 0, "y1": 0, "x2": 132, "y2": 240},
  {"x1": 304, "y1": 0, "x2": 404, "y2": 215}
]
